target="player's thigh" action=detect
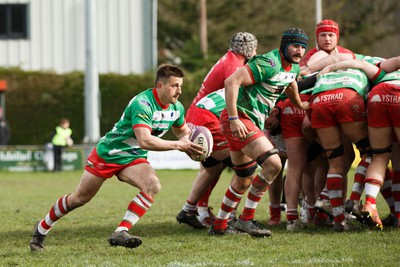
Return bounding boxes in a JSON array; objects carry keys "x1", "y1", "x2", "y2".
[
  {"x1": 368, "y1": 126, "x2": 392, "y2": 149},
  {"x1": 315, "y1": 127, "x2": 342, "y2": 150},
  {"x1": 70, "y1": 171, "x2": 106, "y2": 205},
  {"x1": 341, "y1": 121, "x2": 368, "y2": 144},
  {"x1": 241, "y1": 135, "x2": 275, "y2": 160},
  {"x1": 118, "y1": 163, "x2": 159, "y2": 192}
]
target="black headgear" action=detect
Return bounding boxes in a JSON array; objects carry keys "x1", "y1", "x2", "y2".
[{"x1": 280, "y1": 28, "x2": 308, "y2": 62}]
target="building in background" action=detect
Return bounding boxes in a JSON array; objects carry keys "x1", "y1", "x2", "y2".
[{"x1": 0, "y1": 0, "x2": 157, "y2": 74}]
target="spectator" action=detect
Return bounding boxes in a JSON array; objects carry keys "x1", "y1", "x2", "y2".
[
  {"x1": 51, "y1": 118, "x2": 73, "y2": 171},
  {"x1": 0, "y1": 106, "x2": 9, "y2": 146}
]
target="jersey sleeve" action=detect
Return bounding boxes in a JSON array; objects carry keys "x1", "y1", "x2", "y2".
[
  {"x1": 172, "y1": 102, "x2": 186, "y2": 128},
  {"x1": 131, "y1": 98, "x2": 153, "y2": 130},
  {"x1": 246, "y1": 55, "x2": 277, "y2": 84}
]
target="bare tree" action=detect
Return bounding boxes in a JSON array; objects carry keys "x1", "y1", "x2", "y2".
[{"x1": 200, "y1": 0, "x2": 208, "y2": 59}]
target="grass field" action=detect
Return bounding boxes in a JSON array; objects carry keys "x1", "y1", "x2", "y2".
[{"x1": 1, "y1": 169, "x2": 399, "y2": 266}]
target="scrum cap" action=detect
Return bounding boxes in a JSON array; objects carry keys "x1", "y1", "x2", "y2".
[
  {"x1": 316, "y1": 19, "x2": 340, "y2": 39},
  {"x1": 229, "y1": 32, "x2": 258, "y2": 59},
  {"x1": 280, "y1": 28, "x2": 308, "y2": 61}
]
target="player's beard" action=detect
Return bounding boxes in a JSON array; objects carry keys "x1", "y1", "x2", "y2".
[{"x1": 287, "y1": 53, "x2": 302, "y2": 64}]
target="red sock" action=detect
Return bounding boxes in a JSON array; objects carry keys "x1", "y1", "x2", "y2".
[
  {"x1": 117, "y1": 192, "x2": 153, "y2": 231},
  {"x1": 326, "y1": 174, "x2": 344, "y2": 223},
  {"x1": 197, "y1": 176, "x2": 219, "y2": 207},
  {"x1": 349, "y1": 158, "x2": 369, "y2": 201},
  {"x1": 214, "y1": 186, "x2": 244, "y2": 231},
  {"x1": 240, "y1": 175, "x2": 269, "y2": 221},
  {"x1": 392, "y1": 171, "x2": 400, "y2": 217},
  {"x1": 381, "y1": 168, "x2": 394, "y2": 214},
  {"x1": 269, "y1": 204, "x2": 281, "y2": 222},
  {"x1": 39, "y1": 194, "x2": 71, "y2": 235}
]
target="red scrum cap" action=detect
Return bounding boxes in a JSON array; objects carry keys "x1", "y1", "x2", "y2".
[{"x1": 316, "y1": 20, "x2": 340, "y2": 39}]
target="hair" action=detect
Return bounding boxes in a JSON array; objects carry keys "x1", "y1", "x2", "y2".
[
  {"x1": 60, "y1": 118, "x2": 70, "y2": 125},
  {"x1": 155, "y1": 64, "x2": 185, "y2": 85},
  {"x1": 316, "y1": 19, "x2": 340, "y2": 39},
  {"x1": 279, "y1": 28, "x2": 308, "y2": 62},
  {"x1": 229, "y1": 32, "x2": 258, "y2": 59}
]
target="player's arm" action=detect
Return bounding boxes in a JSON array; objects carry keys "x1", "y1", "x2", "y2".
[
  {"x1": 284, "y1": 81, "x2": 309, "y2": 110},
  {"x1": 301, "y1": 52, "x2": 354, "y2": 76},
  {"x1": 379, "y1": 56, "x2": 400, "y2": 73},
  {"x1": 172, "y1": 122, "x2": 191, "y2": 140},
  {"x1": 318, "y1": 59, "x2": 380, "y2": 80},
  {"x1": 224, "y1": 66, "x2": 253, "y2": 118},
  {"x1": 224, "y1": 66, "x2": 254, "y2": 139},
  {"x1": 134, "y1": 126, "x2": 202, "y2": 155}
]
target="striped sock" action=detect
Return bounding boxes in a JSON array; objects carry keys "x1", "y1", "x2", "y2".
[
  {"x1": 182, "y1": 200, "x2": 197, "y2": 214},
  {"x1": 326, "y1": 173, "x2": 345, "y2": 223},
  {"x1": 286, "y1": 208, "x2": 298, "y2": 222},
  {"x1": 116, "y1": 192, "x2": 153, "y2": 232},
  {"x1": 365, "y1": 178, "x2": 383, "y2": 208},
  {"x1": 349, "y1": 158, "x2": 370, "y2": 201},
  {"x1": 38, "y1": 194, "x2": 71, "y2": 235},
  {"x1": 392, "y1": 171, "x2": 400, "y2": 220},
  {"x1": 240, "y1": 175, "x2": 270, "y2": 221},
  {"x1": 319, "y1": 183, "x2": 329, "y2": 200},
  {"x1": 214, "y1": 186, "x2": 244, "y2": 231},
  {"x1": 381, "y1": 169, "x2": 394, "y2": 214}
]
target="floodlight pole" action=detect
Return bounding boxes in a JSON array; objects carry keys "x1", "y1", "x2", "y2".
[
  {"x1": 84, "y1": 0, "x2": 100, "y2": 144},
  {"x1": 316, "y1": 0, "x2": 322, "y2": 23}
]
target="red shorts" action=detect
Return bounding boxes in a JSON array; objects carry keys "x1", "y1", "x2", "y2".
[
  {"x1": 281, "y1": 94, "x2": 311, "y2": 139},
  {"x1": 220, "y1": 109, "x2": 265, "y2": 151},
  {"x1": 310, "y1": 88, "x2": 367, "y2": 128},
  {"x1": 186, "y1": 105, "x2": 228, "y2": 151},
  {"x1": 368, "y1": 82, "x2": 400, "y2": 128},
  {"x1": 85, "y1": 148, "x2": 149, "y2": 178}
]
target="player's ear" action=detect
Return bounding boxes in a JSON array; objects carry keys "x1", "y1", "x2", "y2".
[{"x1": 156, "y1": 81, "x2": 163, "y2": 89}]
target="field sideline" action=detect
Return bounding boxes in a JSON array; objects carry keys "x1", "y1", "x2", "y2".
[{"x1": 1, "y1": 169, "x2": 399, "y2": 266}]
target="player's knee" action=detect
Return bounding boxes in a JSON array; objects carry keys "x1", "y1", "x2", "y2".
[
  {"x1": 371, "y1": 146, "x2": 392, "y2": 155},
  {"x1": 234, "y1": 160, "x2": 258, "y2": 178},
  {"x1": 324, "y1": 145, "x2": 344, "y2": 159},
  {"x1": 144, "y1": 175, "x2": 161, "y2": 197},
  {"x1": 69, "y1": 193, "x2": 92, "y2": 209},
  {"x1": 256, "y1": 149, "x2": 281, "y2": 173},
  {"x1": 266, "y1": 157, "x2": 282, "y2": 180},
  {"x1": 201, "y1": 156, "x2": 221, "y2": 168},
  {"x1": 355, "y1": 137, "x2": 372, "y2": 157}
]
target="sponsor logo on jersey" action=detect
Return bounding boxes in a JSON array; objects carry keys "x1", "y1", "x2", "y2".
[
  {"x1": 140, "y1": 100, "x2": 151, "y2": 107},
  {"x1": 283, "y1": 107, "x2": 294, "y2": 114},
  {"x1": 283, "y1": 106, "x2": 306, "y2": 115},
  {"x1": 138, "y1": 113, "x2": 148, "y2": 119},
  {"x1": 266, "y1": 58, "x2": 276, "y2": 67},
  {"x1": 270, "y1": 72, "x2": 296, "y2": 83},
  {"x1": 153, "y1": 111, "x2": 179, "y2": 121},
  {"x1": 316, "y1": 93, "x2": 344, "y2": 102},
  {"x1": 381, "y1": 94, "x2": 400, "y2": 103},
  {"x1": 370, "y1": 95, "x2": 381, "y2": 102},
  {"x1": 312, "y1": 96, "x2": 320, "y2": 103}
]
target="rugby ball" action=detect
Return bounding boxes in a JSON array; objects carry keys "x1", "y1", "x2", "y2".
[{"x1": 189, "y1": 126, "x2": 213, "y2": 161}]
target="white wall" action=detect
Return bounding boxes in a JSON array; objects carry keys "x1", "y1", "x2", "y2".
[{"x1": 0, "y1": 0, "x2": 156, "y2": 74}]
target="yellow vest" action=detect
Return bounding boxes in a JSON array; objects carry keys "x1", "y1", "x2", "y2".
[{"x1": 51, "y1": 126, "x2": 72, "y2": 146}]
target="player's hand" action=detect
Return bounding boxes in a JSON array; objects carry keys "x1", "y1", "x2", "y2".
[
  {"x1": 317, "y1": 66, "x2": 331, "y2": 77},
  {"x1": 178, "y1": 136, "x2": 203, "y2": 156},
  {"x1": 230, "y1": 119, "x2": 248, "y2": 139},
  {"x1": 300, "y1": 101, "x2": 310, "y2": 110}
]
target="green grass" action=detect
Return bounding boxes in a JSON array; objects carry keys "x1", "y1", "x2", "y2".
[{"x1": 1, "y1": 169, "x2": 399, "y2": 266}]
